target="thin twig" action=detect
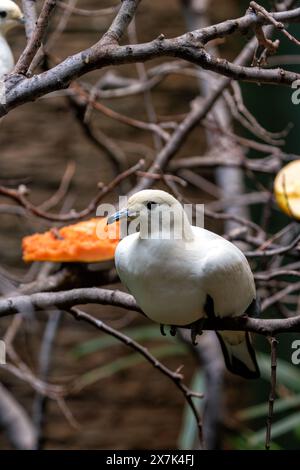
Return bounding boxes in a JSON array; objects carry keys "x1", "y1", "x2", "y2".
[
  {"x1": 14, "y1": 0, "x2": 57, "y2": 75},
  {"x1": 70, "y1": 306, "x2": 204, "y2": 446},
  {"x1": 0, "y1": 160, "x2": 144, "y2": 222},
  {"x1": 265, "y1": 336, "x2": 278, "y2": 450}
]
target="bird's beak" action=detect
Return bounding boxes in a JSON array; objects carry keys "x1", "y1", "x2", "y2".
[
  {"x1": 107, "y1": 208, "x2": 129, "y2": 225},
  {"x1": 18, "y1": 15, "x2": 25, "y2": 24}
]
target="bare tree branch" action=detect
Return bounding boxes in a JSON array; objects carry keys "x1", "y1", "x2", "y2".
[
  {"x1": 2, "y1": 4, "x2": 300, "y2": 118},
  {"x1": 0, "y1": 383, "x2": 36, "y2": 449},
  {"x1": 1, "y1": 287, "x2": 300, "y2": 335},
  {"x1": 265, "y1": 336, "x2": 278, "y2": 450},
  {"x1": 15, "y1": 0, "x2": 57, "y2": 75},
  {"x1": 70, "y1": 306, "x2": 204, "y2": 446}
]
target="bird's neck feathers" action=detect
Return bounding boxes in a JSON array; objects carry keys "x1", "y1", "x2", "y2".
[
  {"x1": 0, "y1": 30, "x2": 11, "y2": 50},
  {"x1": 0, "y1": 24, "x2": 13, "y2": 36},
  {"x1": 138, "y1": 207, "x2": 194, "y2": 242},
  {"x1": 0, "y1": 29, "x2": 8, "y2": 40}
]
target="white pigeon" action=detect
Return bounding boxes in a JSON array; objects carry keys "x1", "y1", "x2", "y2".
[
  {"x1": 107, "y1": 189, "x2": 260, "y2": 379},
  {"x1": 0, "y1": 0, "x2": 24, "y2": 78}
]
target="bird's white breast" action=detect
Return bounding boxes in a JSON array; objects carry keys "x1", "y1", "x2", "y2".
[
  {"x1": 0, "y1": 34, "x2": 14, "y2": 79},
  {"x1": 115, "y1": 226, "x2": 255, "y2": 326}
]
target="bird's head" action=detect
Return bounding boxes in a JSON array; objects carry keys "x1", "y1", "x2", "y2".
[
  {"x1": 0, "y1": 0, "x2": 24, "y2": 35},
  {"x1": 107, "y1": 189, "x2": 193, "y2": 240}
]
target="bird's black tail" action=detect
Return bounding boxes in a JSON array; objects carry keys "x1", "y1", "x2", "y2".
[
  {"x1": 204, "y1": 295, "x2": 260, "y2": 379},
  {"x1": 216, "y1": 330, "x2": 260, "y2": 379}
]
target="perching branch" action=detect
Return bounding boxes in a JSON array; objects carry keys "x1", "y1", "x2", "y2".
[{"x1": 1, "y1": 287, "x2": 300, "y2": 336}]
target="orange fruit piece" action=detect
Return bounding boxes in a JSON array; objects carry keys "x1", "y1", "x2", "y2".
[{"x1": 22, "y1": 218, "x2": 120, "y2": 263}]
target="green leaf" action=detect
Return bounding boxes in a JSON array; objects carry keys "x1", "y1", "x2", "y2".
[
  {"x1": 73, "y1": 343, "x2": 188, "y2": 391},
  {"x1": 72, "y1": 325, "x2": 169, "y2": 358},
  {"x1": 178, "y1": 371, "x2": 204, "y2": 450},
  {"x1": 238, "y1": 395, "x2": 300, "y2": 420},
  {"x1": 230, "y1": 434, "x2": 282, "y2": 450},
  {"x1": 248, "y1": 410, "x2": 300, "y2": 446},
  {"x1": 258, "y1": 353, "x2": 300, "y2": 392}
]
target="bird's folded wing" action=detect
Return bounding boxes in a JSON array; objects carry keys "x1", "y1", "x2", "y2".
[{"x1": 201, "y1": 241, "x2": 256, "y2": 318}]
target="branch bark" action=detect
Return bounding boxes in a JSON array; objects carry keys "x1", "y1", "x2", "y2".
[
  {"x1": 1, "y1": 287, "x2": 300, "y2": 335},
  {"x1": 2, "y1": 4, "x2": 300, "y2": 117},
  {"x1": 15, "y1": 0, "x2": 57, "y2": 75},
  {"x1": 0, "y1": 383, "x2": 36, "y2": 449}
]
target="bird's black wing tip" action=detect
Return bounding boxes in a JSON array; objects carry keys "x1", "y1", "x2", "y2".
[
  {"x1": 246, "y1": 297, "x2": 261, "y2": 319},
  {"x1": 216, "y1": 331, "x2": 260, "y2": 380},
  {"x1": 230, "y1": 354, "x2": 260, "y2": 380}
]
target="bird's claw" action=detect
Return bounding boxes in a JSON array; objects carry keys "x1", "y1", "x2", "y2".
[
  {"x1": 160, "y1": 324, "x2": 177, "y2": 337},
  {"x1": 191, "y1": 328, "x2": 198, "y2": 346},
  {"x1": 160, "y1": 324, "x2": 166, "y2": 336},
  {"x1": 190, "y1": 319, "x2": 205, "y2": 346},
  {"x1": 170, "y1": 325, "x2": 177, "y2": 336}
]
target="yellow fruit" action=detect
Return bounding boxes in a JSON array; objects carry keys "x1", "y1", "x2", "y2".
[{"x1": 274, "y1": 160, "x2": 300, "y2": 220}]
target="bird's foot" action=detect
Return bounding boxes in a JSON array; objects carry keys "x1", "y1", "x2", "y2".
[
  {"x1": 190, "y1": 318, "x2": 205, "y2": 346},
  {"x1": 170, "y1": 325, "x2": 177, "y2": 337},
  {"x1": 191, "y1": 328, "x2": 198, "y2": 346},
  {"x1": 160, "y1": 324, "x2": 166, "y2": 336},
  {"x1": 160, "y1": 324, "x2": 177, "y2": 337}
]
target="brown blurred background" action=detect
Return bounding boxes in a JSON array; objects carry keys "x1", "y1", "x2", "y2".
[{"x1": 0, "y1": 0, "x2": 270, "y2": 450}]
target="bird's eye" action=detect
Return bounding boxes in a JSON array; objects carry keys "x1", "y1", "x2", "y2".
[
  {"x1": 0, "y1": 11, "x2": 7, "y2": 18},
  {"x1": 146, "y1": 201, "x2": 157, "y2": 211}
]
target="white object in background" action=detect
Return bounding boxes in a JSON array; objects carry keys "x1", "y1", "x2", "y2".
[{"x1": 0, "y1": 0, "x2": 24, "y2": 79}]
